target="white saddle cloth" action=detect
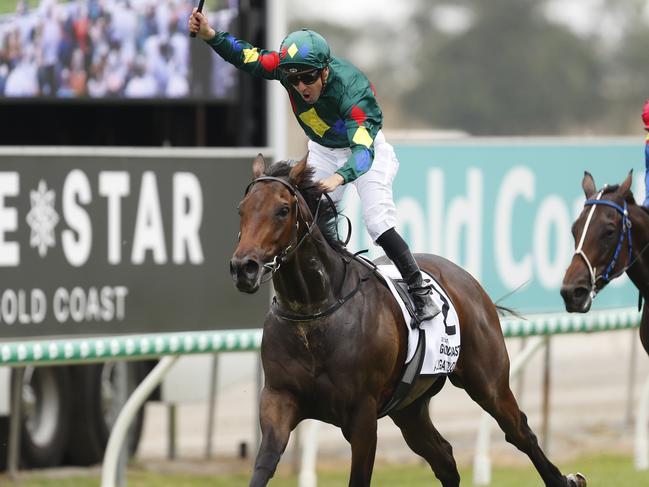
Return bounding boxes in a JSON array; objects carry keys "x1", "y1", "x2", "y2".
[{"x1": 377, "y1": 265, "x2": 461, "y2": 375}]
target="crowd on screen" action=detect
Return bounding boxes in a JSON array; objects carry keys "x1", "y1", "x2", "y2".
[{"x1": 0, "y1": 0, "x2": 237, "y2": 98}]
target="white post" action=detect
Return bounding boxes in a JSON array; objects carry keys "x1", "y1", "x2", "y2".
[
  {"x1": 205, "y1": 353, "x2": 219, "y2": 459},
  {"x1": 299, "y1": 420, "x2": 320, "y2": 487},
  {"x1": 634, "y1": 376, "x2": 649, "y2": 470},
  {"x1": 625, "y1": 330, "x2": 638, "y2": 427},
  {"x1": 473, "y1": 412, "x2": 494, "y2": 485},
  {"x1": 267, "y1": 0, "x2": 287, "y2": 159},
  {"x1": 101, "y1": 356, "x2": 179, "y2": 487}
]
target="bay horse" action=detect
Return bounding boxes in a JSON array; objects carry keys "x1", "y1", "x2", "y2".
[
  {"x1": 561, "y1": 170, "x2": 649, "y2": 357},
  {"x1": 230, "y1": 154, "x2": 586, "y2": 487}
]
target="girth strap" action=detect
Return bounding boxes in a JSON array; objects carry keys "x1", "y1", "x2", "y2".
[{"x1": 377, "y1": 328, "x2": 427, "y2": 418}]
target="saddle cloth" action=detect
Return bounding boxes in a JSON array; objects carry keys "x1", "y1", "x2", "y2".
[{"x1": 377, "y1": 265, "x2": 461, "y2": 375}]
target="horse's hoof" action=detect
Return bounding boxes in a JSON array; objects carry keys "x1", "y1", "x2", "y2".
[{"x1": 566, "y1": 472, "x2": 587, "y2": 487}]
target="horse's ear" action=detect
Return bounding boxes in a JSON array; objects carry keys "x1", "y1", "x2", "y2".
[
  {"x1": 582, "y1": 171, "x2": 596, "y2": 198},
  {"x1": 620, "y1": 169, "x2": 633, "y2": 195},
  {"x1": 289, "y1": 152, "x2": 309, "y2": 187},
  {"x1": 252, "y1": 154, "x2": 266, "y2": 179}
]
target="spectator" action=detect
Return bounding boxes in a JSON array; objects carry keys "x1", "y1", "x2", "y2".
[
  {"x1": 124, "y1": 59, "x2": 156, "y2": 97},
  {"x1": 38, "y1": 7, "x2": 61, "y2": 95},
  {"x1": 0, "y1": 0, "x2": 237, "y2": 99},
  {"x1": 5, "y1": 51, "x2": 38, "y2": 96}
]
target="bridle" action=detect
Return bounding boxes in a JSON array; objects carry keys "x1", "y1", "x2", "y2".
[
  {"x1": 244, "y1": 176, "x2": 324, "y2": 283},
  {"x1": 573, "y1": 188, "x2": 632, "y2": 299},
  {"x1": 242, "y1": 174, "x2": 367, "y2": 322}
]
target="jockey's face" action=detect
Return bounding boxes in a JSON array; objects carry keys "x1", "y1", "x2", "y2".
[{"x1": 289, "y1": 67, "x2": 329, "y2": 104}]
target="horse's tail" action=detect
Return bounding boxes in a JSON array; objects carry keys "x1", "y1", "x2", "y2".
[
  {"x1": 494, "y1": 281, "x2": 528, "y2": 320},
  {"x1": 495, "y1": 304, "x2": 526, "y2": 320}
]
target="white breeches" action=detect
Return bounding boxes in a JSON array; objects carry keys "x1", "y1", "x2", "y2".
[{"x1": 307, "y1": 130, "x2": 399, "y2": 242}]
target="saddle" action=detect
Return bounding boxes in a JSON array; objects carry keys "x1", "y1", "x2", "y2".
[
  {"x1": 354, "y1": 256, "x2": 450, "y2": 417},
  {"x1": 355, "y1": 254, "x2": 456, "y2": 333}
]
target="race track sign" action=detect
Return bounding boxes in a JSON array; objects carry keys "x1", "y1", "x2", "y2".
[
  {"x1": 344, "y1": 137, "x2": 644, "y2": 313},
  {"x1": 0, "y1": 148, "x2": 269, "y2": 339}
]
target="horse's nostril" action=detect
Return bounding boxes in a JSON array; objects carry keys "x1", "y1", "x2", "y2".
[
  {"x1": 244, "y1": 258, "x2": 259, "y2": 276},
  {"x1": 573, "y1": 287, "x2": 589, "y2": 299}
]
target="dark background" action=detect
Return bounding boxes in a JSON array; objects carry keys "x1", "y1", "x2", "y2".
[{"x1": 0, "y1": 0, "x2": 268, "y2": 147}]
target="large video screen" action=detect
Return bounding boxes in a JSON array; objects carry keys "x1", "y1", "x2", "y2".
[{"x1": 0, "y1": 0, "x2": 239, "y2": 100}]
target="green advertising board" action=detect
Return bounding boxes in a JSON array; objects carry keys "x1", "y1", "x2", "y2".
[{"x1": 343, "y1": 138, "x2": 645, "y2": 313}]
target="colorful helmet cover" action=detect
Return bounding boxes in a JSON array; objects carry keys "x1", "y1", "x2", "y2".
[
  {"x1": 279, "y1": 29, "x2": 331, "y2": 72},
  {"x1": 643, "y1": 98, "x2": 649, "y2": 130}
]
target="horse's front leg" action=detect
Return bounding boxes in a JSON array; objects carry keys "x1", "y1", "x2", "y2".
[
  {"x1": 639, "y1": 302, "x2": 649, "y2": 357},
  {"x1": 343, "y1": 398, "x2": 378, "y2": 487},
  {"x1": 249, "y1": 388, "x2": 300, "y2": 487}
]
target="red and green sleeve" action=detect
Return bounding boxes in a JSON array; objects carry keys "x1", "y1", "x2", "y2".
[{"x1": 206, "y1": 31, "x2": 280, "y2": 80}]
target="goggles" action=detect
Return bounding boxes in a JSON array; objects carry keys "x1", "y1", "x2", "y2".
[{"x1": 285, "y1": 69, "x2": 321, "y2": 86}]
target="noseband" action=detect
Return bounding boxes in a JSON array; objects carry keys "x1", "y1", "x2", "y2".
[
  {"x1": 244, "y1": 176, "x2": 323, "y2": 282},
  {"x1": 573, "y1": 189, "x2": 632, "y2": 299}
]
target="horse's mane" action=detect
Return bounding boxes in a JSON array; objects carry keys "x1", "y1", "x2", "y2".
[
  {"x1": 598, "y1": 183, "x2": 649, "y2": 217},
  {"x1": 264, "y1": 161, "x2": 348, "y2": 252},
  {"x1": 600, "y1": 184, "x2": 638, "y2": 206}
]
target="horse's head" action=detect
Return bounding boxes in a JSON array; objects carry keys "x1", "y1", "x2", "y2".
[
  {"x1": 561, "y1": 170, "x2": 634, "y2": 312},
  {"x1": 230, "y1": 153, "x2": 311, "y2": 293}
]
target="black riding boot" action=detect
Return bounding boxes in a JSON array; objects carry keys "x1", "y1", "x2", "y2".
[{"x1": 376, "y1": 228, "x2": 441, "y2": 323}]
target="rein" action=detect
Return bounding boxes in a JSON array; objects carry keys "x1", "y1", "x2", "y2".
[
  {"x1": 574, "y1": 189, "x2": 633, "y2": 299},
  {"x1": 245, "y1": 175, "x2": 368, "y2": 322}
]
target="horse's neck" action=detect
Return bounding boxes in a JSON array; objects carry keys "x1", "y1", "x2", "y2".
[
  {"x1": 272, "y1": 234, "x2": 347, "y2": 314},
  {"x1": 627, "y1": 206, "x2": 649, "y2": 298}
]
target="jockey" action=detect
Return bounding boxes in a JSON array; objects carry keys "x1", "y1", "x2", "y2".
[
  {"x1": 189, "y1": 14, "x2": 440, "y2": 323},
  {"x1": 643, "y1": 98, "x2": 649, "y2": 207}
]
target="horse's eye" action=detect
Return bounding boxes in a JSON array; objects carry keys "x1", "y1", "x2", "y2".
[
  {"x1": 605, "y1": 227, "x2": 616, "y2": 238},
  {"x1": 277, "y1": 206, "x2": 290, "y2": 218}
]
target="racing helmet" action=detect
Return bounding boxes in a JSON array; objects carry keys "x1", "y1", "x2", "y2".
[{"x1": 278, "y1": 29, "x2": 331, "y2": 73}]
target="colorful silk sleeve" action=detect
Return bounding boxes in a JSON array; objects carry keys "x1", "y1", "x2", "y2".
[
  {"x1": 335, "y1": 88, "x2": 382, "y2": 184},
  {"x1": 206, "y1": 31, "x2": 280, "y2": 80},
  {"x1": 643, "y1": 134, "x2": 649, "y2": 208}
]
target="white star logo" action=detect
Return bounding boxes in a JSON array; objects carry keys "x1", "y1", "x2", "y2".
[{"x1": 26, "y1": 180, "x2": 59, "y2": 257}]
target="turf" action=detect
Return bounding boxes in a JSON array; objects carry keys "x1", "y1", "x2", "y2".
[{"x1": 2, "y1": 453, "x2": 646, "y2": 486}]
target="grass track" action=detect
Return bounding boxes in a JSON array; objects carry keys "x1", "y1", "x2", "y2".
[{"x1": 2, "y1": 453, "x2": 646, "y2": 486}]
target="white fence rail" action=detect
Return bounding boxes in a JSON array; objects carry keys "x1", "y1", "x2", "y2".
[{"x1": 1, "y1": 308, "x2": 646, "y2": 486}]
